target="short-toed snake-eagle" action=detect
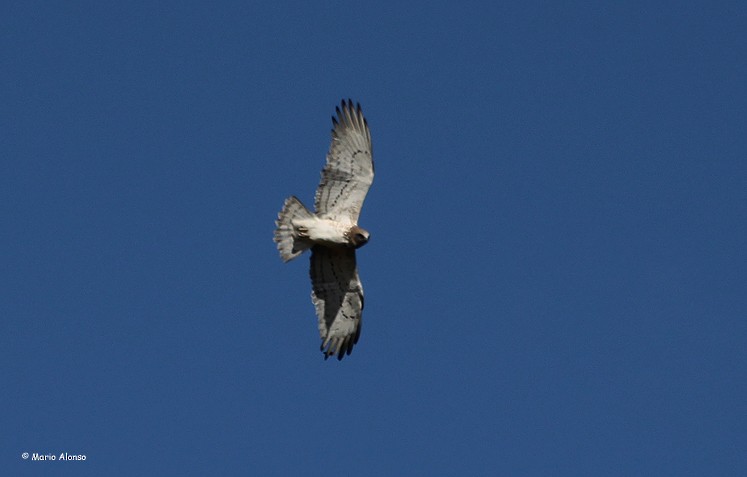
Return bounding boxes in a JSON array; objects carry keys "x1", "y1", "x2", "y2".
[{"x1": 274, "y1": 100, "x2": 374, "y2": 360}]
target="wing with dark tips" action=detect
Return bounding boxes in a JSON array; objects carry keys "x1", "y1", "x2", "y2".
[
  {"x1": 314, "y1": 99, "x2": 374, "y2": 222},
  {"x1": 309, "y1": 246, "x2": 364, "y2": 360}
]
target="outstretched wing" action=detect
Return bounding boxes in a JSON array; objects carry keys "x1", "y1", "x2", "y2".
[
  {"x1": 314, "y1": 99, "x2": 374, "y2": 222},
  {"x1": 309, "y1": 246, "x2": 364, "y2": 360}
]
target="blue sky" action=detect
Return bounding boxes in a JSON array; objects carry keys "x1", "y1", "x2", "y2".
[{"x1": 2, "y1": 1, "x2": 746, "y2": 475}]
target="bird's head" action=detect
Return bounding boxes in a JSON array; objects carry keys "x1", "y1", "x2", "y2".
[{"x1": 346, "y1": 225, "x2": 370, "y2": 248}]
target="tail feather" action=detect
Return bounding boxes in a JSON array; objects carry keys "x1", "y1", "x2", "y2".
[{"x1": 274, "y1": 196, "x2": 314, "y2": 262}]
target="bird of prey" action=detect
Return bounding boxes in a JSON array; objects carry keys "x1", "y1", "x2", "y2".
[{"x1": 274, "y1": 100, "x2": 374, "y2": 360}]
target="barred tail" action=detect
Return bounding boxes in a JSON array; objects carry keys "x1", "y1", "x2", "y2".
[{"x1": 274, "y1": 196, "x2": 314, "y2": 262}]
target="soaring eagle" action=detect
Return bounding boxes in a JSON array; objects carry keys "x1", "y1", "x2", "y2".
[{"x1": 274, "y1": 100, "x2": 374, "y2": 360}]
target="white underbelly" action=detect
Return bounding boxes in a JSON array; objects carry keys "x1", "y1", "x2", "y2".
[{"x1": 294, "y1": 217, "x2": 349, "y2": 245}]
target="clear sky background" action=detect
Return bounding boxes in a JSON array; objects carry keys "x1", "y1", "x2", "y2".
[{"x1": 2, "y1": 1, "x2": 746, "y2": 476}]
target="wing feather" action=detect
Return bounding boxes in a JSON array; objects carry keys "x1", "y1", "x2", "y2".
[
  {"x1": 309, "y1": 246, "x2": 364, "y2": 360},
  {"x1": 314, "y1": 99, "x2": 374, "y2": 222}
]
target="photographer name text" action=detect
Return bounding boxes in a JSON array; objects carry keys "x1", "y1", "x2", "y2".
[{"x1": 22, "y1": 452, "x2": 86, "y2": 461}]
